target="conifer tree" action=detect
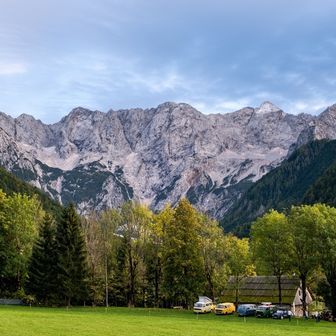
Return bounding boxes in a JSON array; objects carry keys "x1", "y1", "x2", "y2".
[
  {"x1": 110, "y1": 238, "x2": 128, "y2": 306},
  {"x1": 25, "y1": 214, "x2": 57, "y2": 304},
  {"x1": 55, "y1": 204, "x2": 88, "y2": 306}
]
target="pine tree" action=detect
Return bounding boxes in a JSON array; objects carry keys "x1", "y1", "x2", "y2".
[
  {"x1": 110, "y1": 238, "x2": 128, "y2": 306},
  {"x1": 55, "y1": 204, "x2": 88, "y2": 306},
  {"x1": 25, "y1": 214, "x2": 57, "y2": 304}
]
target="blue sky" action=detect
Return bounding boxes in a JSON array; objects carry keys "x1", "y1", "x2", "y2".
[{"x1": 1, "y1": 0, "x2": 336, "y2": 123}]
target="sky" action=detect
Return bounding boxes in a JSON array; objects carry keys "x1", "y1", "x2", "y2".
[{"x1": 1, "y1": 0, "x2": 336, "y2": 123}]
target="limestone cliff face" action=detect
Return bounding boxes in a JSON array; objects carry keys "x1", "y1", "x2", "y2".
[{"x1": 0, "y1": 101, "x2": 332, "y2": 217}]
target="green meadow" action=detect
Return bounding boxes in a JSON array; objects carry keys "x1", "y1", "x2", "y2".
[{"x1": 0, "y1": 306, "x2": 334, "y2": 336}]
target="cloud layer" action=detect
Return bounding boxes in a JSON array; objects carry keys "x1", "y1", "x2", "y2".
[{"x1": 1, "y1": 0, "x2": 336, "y2": 122}]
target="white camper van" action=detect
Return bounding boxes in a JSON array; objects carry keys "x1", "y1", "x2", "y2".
[{"x1": 193, "y1": 296, "x2": 214, "y2": 313}]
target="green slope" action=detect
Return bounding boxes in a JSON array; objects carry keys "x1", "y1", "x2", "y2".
[
  {"x1": 303, "y1": 161, "x2": 336, "y2": 206},
  {"x1": 0, "y1": 165, "x2": 63, "y2": 218},
  {"x1": 221, "y1": 140, "x2": 336, "y2": 236}
]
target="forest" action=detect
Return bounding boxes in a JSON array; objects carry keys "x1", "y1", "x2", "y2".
[{"x1": 0, "y1": 189, "x2": 336, "y2": 318}]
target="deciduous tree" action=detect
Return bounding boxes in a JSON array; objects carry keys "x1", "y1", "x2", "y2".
[
  {"x1": 288, "y1": 205, "x2": 321, "y2": 316},
  {"x1": 162, "y1": 199, "x2": 205, "y2": 307},
  {"x1": 251, "y1": 210, "x2": 292, "y2": 304},
  {"x1": 0, "y1": 192, "x2": 44, "y2": 292},
  {"x1": 118, "y1": 202, "x2": 152, "y2": 307},
  {"x1": 314, "y1": 204, "x2": 336, "y2": 318},
  {"x1": 143, "y1": 205, "x2": 174, "y2": 307},
  {"x1": 224, "y1": 235, "x2": 255, "y2": 306},
  {"x1": 198, "y1": 214, "x2": 228, "y2": 301}
]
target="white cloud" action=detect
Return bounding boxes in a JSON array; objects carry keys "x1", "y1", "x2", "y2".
[
  {"x1": 0, "y1": 62, "x2": 27, "y2": 75},
  {"x1": 126, "y1": 69, "x2": 191, "y2": 94},
  {"x1": 284, "y1": 99, "x2": 333, "y2": 115},
  {"x1": 191, "y1": 98, "x2": 253, "y2": 114},
  {"x1": 192, "y1": 98, "x2": 331, "y2": 117},
  {"x1": 49, "y1": 52, "x2": 200, "y2": 105}
]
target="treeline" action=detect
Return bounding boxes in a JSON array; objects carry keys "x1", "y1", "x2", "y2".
[
  {"x1": 251, "y1": 204, "x2": 336, "y2": 318},
  {"x1": 0, "y1": 193, "x2": 254, "y2": 308},
  {"x1": 1, "y1": 188, "x2": 336, "y2": 317},
  {"x1": 81, "y1": 200, "x2": 255, "y2": 308},
  {"x1": 0, "y1": 189, "x2": 87, "y2": 305}
]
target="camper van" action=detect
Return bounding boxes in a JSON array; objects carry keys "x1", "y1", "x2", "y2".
[
  {"x1": 215, "y1": 302, "x2": 235, "y2": 315},
  {"x1": 193, "y1": 296, "x2": 214, "y2": 313}
]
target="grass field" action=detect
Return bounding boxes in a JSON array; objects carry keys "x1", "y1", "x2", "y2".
[{"x1": 0, "y1": 306, "x2": 335, "y2": 336}]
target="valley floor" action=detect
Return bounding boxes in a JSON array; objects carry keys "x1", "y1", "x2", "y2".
[{"x1": 0, "y1": 306, "x2": 334, "y2": 336}]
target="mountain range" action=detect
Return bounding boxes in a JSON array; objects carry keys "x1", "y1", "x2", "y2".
[{"x1": 1, "y1": 101, "x2": 336, "y2": 222}]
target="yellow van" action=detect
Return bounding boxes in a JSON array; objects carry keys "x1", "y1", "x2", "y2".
[{"x1": 215, "y1": 302, "x2": 236, "y2": 315}]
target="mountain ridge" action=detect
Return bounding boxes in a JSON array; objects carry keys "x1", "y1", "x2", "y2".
[{"x1": 0, "y1": 101, "x2": 334, "y2": 217}]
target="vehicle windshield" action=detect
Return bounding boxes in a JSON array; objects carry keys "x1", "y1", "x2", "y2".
[
  {"x1": 217, "y1": 304, "x2": 225, "y2": 308},
  {"x1": 238, "y1": 306, "x2": 248, "y2": 312},
  {"x1": 194, "y1": 303, "x2": 205, "y2": 307}
]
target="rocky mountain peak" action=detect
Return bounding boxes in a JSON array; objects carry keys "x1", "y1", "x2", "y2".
[
  {"x1": 15, "y1": 113, "x2": 53, "y2": 147},
  {"x1": 310, "y1": 104, "x2": 336, "y2": 141},
  {"x1": 69, "y1": 106, "x2": 95, "y2": 115},
  {"x1": 320, "y1": 104, "x2": 336, "y2": 119},
  {"x1": 153, "y1": 102, "x2": 202, "y2": 119},
  {"x1": 156, "y1": 101, "x2": 179, "y2": 110},
  {"x1": 64, "y1": 107, "x2": 104, "y2": 122},
  {"x1": 17, "y1": 113, "x2": 39, "y2": 122},
  {"x1": 255, "y1": 101, "x2": 281, "y2": 114}
]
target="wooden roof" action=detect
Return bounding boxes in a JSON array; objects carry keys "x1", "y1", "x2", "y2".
[{"x1": 222, "y1": 276, "x2": 300, "y2": 305}]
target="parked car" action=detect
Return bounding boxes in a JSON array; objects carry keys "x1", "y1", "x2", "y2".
[
  {"x1": 215, "y1": 302, "x2": 235, "y2": 315},
  {"x1": 256, "y1": 305, "x2": 276, "y2": 318},
  {"x1": 193, "y1": 296, "x2": 214, "y2": 313},
  {"x1": 320, "y1": 310, "x2": 334, "y2": 321},
  {"x1": 237, "y1": 304, "x2": 257, "y2": 317},
  {"x1": 272, "y1": 309, "x2": 292, "y2": 319}
]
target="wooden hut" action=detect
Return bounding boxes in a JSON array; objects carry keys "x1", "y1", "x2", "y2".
[{"x1": 222, "y1": 276, "x2": 313, "y2": 316}]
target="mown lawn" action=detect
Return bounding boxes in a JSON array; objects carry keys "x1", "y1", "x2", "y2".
[{"x1": 0, "y1": 306, "x2": 335, "y2": 336}]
